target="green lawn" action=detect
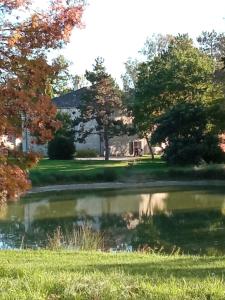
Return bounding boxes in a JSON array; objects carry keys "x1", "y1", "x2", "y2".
[
  {"x1": 29, "y1": 159, "x2": 127, "y2": 186},
  {"x1": 29, "y1": 157, "x2": 165, "y2": 186},
  {"x1": 1, "y1": 251, "x2": 225, "y2": 299},
  {"x1": 29, "y1": 158, "x2": 225, "y2": 186}
]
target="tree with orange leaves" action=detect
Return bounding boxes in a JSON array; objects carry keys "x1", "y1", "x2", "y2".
[{"x1": 0, "y1": 0, "x2": 84, "y2": 202}]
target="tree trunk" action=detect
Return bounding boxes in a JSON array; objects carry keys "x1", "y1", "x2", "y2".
[
  {"x1": 103, "y1": 129, "x2": 110, "y2": 161},
  {"x1": 145, "y1": 135, "x2": 154, "y2": 160}
]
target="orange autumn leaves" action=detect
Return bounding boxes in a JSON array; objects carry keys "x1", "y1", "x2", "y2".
[
  {"x1": 0, "y1": 165, "x2": 30, "y2": 204},
  {"x1": 0, "y1": 0, "x2": 84, "y2": 201},
  {"x1": 8, "y1": 3, "x2": 84, "y2": 51}
]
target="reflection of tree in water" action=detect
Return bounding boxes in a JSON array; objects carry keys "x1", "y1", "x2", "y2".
[
  {"x1": 2, "y1": 189, "x2": 225, "y2": 253},
  {"x1": 99, "y1": 214, "x2": 128, "y2": 248},
  {"x1": 0, "y1": 220, "x2": 25, "y2": 248},
  {"x1": 0, "y1": 202, "x2": 26, "y2": 248},
  {"x1": 100, "y1": 214, "x2": 127, "y2": 229},
  {"x1": 0, "y1": 203, "x2": 7, "y2": 220},
  {"x1": 30, "y1": 202, "x2": 96, "y2": 248},
  {"x1": 132, "y1": 210, "x2": 225, "y2": 254}
]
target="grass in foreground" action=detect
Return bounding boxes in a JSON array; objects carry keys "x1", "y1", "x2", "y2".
[
  {"x1": 29, "y1": 157, "x2": 225, "y2": 186},
  {"x1": 1, "y1": 251, "x2": 225, "y2": 299}
]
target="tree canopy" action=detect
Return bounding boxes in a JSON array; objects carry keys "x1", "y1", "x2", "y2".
[
  {"x1": 0, "y1": 0, "x2": 84, "y2": 202},
  {"x1": 128, "y1": 34, "x2": 224, "y2": 162},
  {"x1": 197, "y1": 30, "x2": 225, "y2": 61}
]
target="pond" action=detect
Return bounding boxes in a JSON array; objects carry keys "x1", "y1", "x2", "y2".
[{"x1": 1, "y1": 186, "x2": 225, "y2": 255}]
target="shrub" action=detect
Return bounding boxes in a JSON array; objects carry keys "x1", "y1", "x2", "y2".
[
  {"x1": 201, "y1": 134, "x2": 225, "y2": 163},
  {"x1": 163, "y1": 134, "x2": 225, "y2": 165},
  {"x1": 102, "y1": 168, "x2": 118, "y2": 181},
  {"x1": 152, "y1": 102, "x2": 225, "y2": 165},
  {"x1": 48, "y1": 136, "x2": 75, "y2": 160},
  {"x1": 75, "y1": 149, "x2": 98, "y2": 158},
  {"x1": 163, "y1": 139, "x2": 202, "y2": 165}
]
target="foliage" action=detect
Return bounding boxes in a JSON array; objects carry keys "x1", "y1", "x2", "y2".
[
  {"x1": 50, "y1": 55, "x2": 84, "y2": 98},
  {"x1": 196, "y1": 30, "x2": 225, "y2": 125},
  {"x1": 151, "y1": 102, "x2": 225, "y2": 165},
  {"x1": 135, "y1": 35, "x2": 216, "y2": 111},
  {"x1": 140, "y1": 33, "x2": 173, "y2": 60},
  {"x1": 122, "y1": 35, "x2": 174, "y2": 158},
  {"x1": 122, "y1": 58, "x2": 139, "y2": 92},
  {"x1": 132, "y1": 215, "x2": 160, "y2": 250},
  {"x1": 48, "y1": 136, "x2": 75, "y2": 160},
  {"x1": 75, "y1": 149, "x2": 98, "y2": 158},
  {"x1": 130, "y1": 208, "x2": 225, "y2": 255},
  {"x1": 48, "y1": 112, "x2": 76, "y2": 160},
  {"x1": 0, "y1": 0, "x2": 84, "y2": 201},
  {"x1": 54, "y1": 111, "x2": 75, "y2": 141},
  {"x1": 131, "y1": 35, "x2": 223, "y2": 161},
  {"x1": 197, "y1": 30, "x2": 225, "y2": 60},
  {"x1": 50, "y1": 55, "x2": 75, "y2": 97},
  {"x1": 74, "y1": 57, "x2": 124, "y2": 160}
]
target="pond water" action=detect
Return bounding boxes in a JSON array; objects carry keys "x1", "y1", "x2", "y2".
[{"x1": 1, "y1": 186, "x2": 225, "y2": 254}]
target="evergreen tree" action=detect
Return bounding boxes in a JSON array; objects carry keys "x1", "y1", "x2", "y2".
[{"x1": 75, "y1": 58, "x2": 124, "y2": 160}]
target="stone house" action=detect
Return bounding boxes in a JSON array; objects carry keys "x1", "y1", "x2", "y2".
[
  {"x1": 52, "y1": 88, "x2": 149, "y2": 157},
  {"x1": 22, "y1": 87, "x2": 149, "y2": 157}
]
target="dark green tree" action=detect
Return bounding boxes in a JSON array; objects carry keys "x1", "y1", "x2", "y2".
[
  {"x1": 151, "y1": 102, "x2": 225, "y2": 165},
  {"x1": 136, "y1": 35, "x2": 216, "y2": 107},
  {"x1": 122, "y1": 35, "x2": 175, "y2": 159},
  {"x1": 47, "y1": 112, "x2": 75, "y2": 160},
  {"x1": 48, "y1": 136, "x2": 75, "y2": 160},
  {"x1": 74, "y1": 58, "x2": 124, "y2": 160},
  {"x1": 132, "y1": 35, "x2": 223, "y2": 160},
  {"x1": 55, "y1": 112, "x2": 75, "y2": 141}
]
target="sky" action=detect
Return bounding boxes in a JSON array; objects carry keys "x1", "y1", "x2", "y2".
[{"x1": 47, "y1": 0, "x2": 225, "y2": 85}]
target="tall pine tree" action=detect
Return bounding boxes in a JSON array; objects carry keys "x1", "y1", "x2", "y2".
[{"x1": 75, "y1": 58, "x2": 123, "y2": 160}]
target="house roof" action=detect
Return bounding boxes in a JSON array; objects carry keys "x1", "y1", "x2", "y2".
[{"x1": 52, "y1": 87, "x2": 86, "y2": 108}]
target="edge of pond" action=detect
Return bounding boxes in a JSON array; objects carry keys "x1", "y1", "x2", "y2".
[{"x1": 29, "y1": 180, "x2": 225, "y2": 194}]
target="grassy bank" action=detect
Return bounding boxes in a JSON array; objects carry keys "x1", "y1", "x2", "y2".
[
  {"x1": 29, "y1": 158, "x2": 225, "y2": 186},
  {"x1": 1, "y1": 251, "x2": 225, "y2": 299},
  {"x1": 29, "y1": 159, "x2": 128, "y2": 186}
]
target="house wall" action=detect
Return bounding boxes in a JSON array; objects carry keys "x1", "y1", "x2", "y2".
[
  {"x1": 22, "y1": 106, "x2": 150, "y2": 157},
  {"x1": 108, "y1": 114, "x2": 149, "y2": 156},
  {"x1": 22, "y1": 128, "x2": 48, "y2": 156},
  {"x1": 60, "y1": 107, "x2": 103, "y2": 154},
  {"x1": 76, "y1": 133, "x2": 102, "y2": 153},
  {"x1": 109, "y1": 135, "x2": 149, "y2": 156}
]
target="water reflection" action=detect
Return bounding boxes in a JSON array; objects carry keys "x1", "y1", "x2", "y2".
[{"x1": 1, "y1": 187, "x2": 225, "y2": 254}]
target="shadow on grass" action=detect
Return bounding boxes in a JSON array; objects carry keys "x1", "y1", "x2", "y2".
[
  {"x1": 52, "y1": 257, "x2": 225, "y2": 279},
  {"x1": 30, "y1": 159, "x2": 132, "y2": 186},
  {"x1": 30, "y1": 158, "x2": 225, "y2": 186}
]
